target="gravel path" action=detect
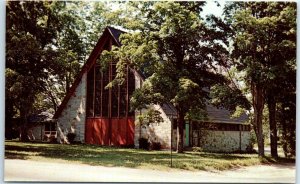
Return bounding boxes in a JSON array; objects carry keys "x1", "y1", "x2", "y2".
[{"x1": 4, "y1": 159, "x2": 295, "y2": 183}]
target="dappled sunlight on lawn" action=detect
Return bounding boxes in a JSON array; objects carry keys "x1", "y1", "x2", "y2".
[{"x1": 5, "y1": 140, "x2": 293, "y2": 171}]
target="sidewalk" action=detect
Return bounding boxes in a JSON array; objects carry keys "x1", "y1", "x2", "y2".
[{"x1": 4, "y1": 159, "x2": 296, "y2": 183}]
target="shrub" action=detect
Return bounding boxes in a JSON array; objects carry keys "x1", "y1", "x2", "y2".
[
  {"x1": 246, "y1": 144, "x2": 256, "y2": 153},
  {"x1": 139, "y1": 138, "x2": 150, "y2": 150},
  {"x1": 67, "y1": 133, "x2": 76, "y2": 143},
  {"x1": 151, "y1": 141, "x2": 161, "y2": 150}
]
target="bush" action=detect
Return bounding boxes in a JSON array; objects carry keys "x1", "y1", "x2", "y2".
[
  {"x1": 139, "y1": 138, "x2": 150, "y2": 150},
  {"x1": 246, "y1": 144, "x2": 256, "y2": 153},
  {"x1": 151, "y1": 141, "x2": 161, "y2": 150},
  {"x1": 67, "y1": 133, "x2": 76, "y2": 143}
]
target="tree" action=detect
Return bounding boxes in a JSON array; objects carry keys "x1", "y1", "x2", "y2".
[
  {"x1": 6, "y1": 1, "x2": 146, "y2": 141},
  {"x1": 224, "y1": 2, "x2": 296, "y2": 157},
  {"x1": 263, "y1": 3, "x2": 296, "y2": 159},
  {"x1": 50, "y1": 1, "x2": 129, "y2": 106},
  {"x1": 103, "y1": 2, "x2": 229, "y2": 153},
  {"x1": 277, "y1": 92, "x2": 296, "y2": 157},
  {"x1": 6, "y1": 1, "x2": 62, "y2": 141}
]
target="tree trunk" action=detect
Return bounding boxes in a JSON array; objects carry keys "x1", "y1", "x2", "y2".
[
  {"x1": 176, "y1": 110, "x2": 185, "y2": 153},
  {"x1": 251, "y1": 82, "x2": 265, "y2": 157},
  {"x1": 19, "y1": 110, "x2": 29, "y2": 142},
  {"x1": 66, "y1": 74, "x2": 70, "y2": 93},
  {"x1": 280, "y1": 105, "x2": 288, "y2": 158},
  {"x1": 267, "y1": 95, "x2": 278, "y2": 159},
  {"x1": 49, "y1": 91, "x2": 58, "y2": 112}
]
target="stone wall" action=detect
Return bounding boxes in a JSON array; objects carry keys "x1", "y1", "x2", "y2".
[
  {"x1": 133, "y1": 71, "x2": 172, "y2": 149},
  {"x1": 30, "y1": 124, "x2": 44, "y2": 141},
  {"x1": 134, "y1": 105, "x2": 172, "y2": 149},
  {"x1": 196, "y1": 130, "x2": 251, "y2": 152},
  {"x1": 57, "y1": 73, "x2": 87, "y2": 142}
]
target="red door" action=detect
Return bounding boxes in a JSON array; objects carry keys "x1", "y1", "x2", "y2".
[{"x1": 85, "y1": 117, "x2": 134, "y2": 146}]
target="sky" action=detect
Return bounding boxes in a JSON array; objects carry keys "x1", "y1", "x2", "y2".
[{"x1": 201, "y1": 0, "x2": 225, "y2": 17}]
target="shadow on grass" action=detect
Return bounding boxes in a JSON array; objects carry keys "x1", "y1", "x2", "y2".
[
  {"x1": 260, "y1": 155, "x2": 295, "y2": 166},
  {"x1": 5, "y1": 141, "x2": 265, "y2": 171},
  {"x1": 5, "y1": 152, "x2": 30, "y2": 160},
  {"x1": 5, "y1": 142, "x2": 181, "y2": 169},
  {"x1": 185, "y1": 152, "x2": 254, "y2": 160}
]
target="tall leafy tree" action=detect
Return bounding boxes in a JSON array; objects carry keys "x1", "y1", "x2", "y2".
[
  {"x1": 224, "y1": 2, "x2": 296, "y2": 157},
  {"x1": 6, "y1": 1, "x2": 62, "y2": 140},
  {"x1": 103, "y1": 2, "x2": 230, "y2": 153},
  {"x1": 5, "y1": 1, "x2": 141, "y2": 141},
  {"x1": 50, "y1": 1, "x2": 88, "y2": 102},
  {"x1": 277, "y1": 92, "x2": 296, "y2": 157},
  {"x1": 263, "y1": 3, "x2": 296, "y2": 158}
]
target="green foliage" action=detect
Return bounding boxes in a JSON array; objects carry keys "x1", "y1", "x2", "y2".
[
  {"x1": 101, "y1": 2, "x2": 230, "y2": 152},
  {"x1": 228, "y1": 2, "x2": 296, "y2": 86},
  {"x1": 6, "y1": 2, "x2": 127, "y2": 132},
  {"x1": 136, "y1": 108, "x2": 163, "y2": 126},
  {"x1": 277, "y1": 94, "x2": 296, "y2": 157},
  {"x1": 185, "y1": 107, "x2": 208, "y2": 121},
  {"x1": 210, "y1": 84, "x2": 250, "y2": 112},
  {"x1": 108, "y1": 1, "x2": 229, "y2": 114},
  {"x1": 6, "y1": 1, "x2": 62, "y2": 122},
  {"x1": 130, "y1": 77, "x2": 165, "y2": 111},
  {"x1": 224, "y1": 2, "x2": 296, "y2": 156}
]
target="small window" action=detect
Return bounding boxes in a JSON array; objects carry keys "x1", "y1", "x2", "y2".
[
  {"x1": 45, "y1": 122, "x2": 51, "y2": 131},
  {"x1": 45, "y1": 122, "x2": 56, "y2": 131}
]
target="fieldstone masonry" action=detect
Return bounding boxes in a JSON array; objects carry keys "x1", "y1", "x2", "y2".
[
  {"x1": 30, "y1": 124, "x2": 44, "y2": 141},
  {"x1": 57, "y1": 73, "x2": 87, "y2": 142},
  {"x1": 198, "y1": 130, "x2": 251, "y2": 152},
  {"x1": 134, "y1": 105, "x2": 172, "y2": 149}
]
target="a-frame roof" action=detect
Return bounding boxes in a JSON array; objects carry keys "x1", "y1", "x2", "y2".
[
  {"x1": 54, "y1": 26, "x2": 248, "y2": 125},
  {"x1": 53, "y1": 26, "x2": 124, "y2": 119}
]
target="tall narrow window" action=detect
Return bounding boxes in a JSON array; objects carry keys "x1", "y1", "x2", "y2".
[
  {"x1": 119, "y1": 78, "x2": 127, "y2": 117},
  {"x1": 111, "y1": 62, "x2": 118, "y2": 117},
  {"x1": 102, "y1": 65, "x2": 109, "y2": 117},
  {"x1": 86, "y1": 60, "x2": 135, "y2": 118},
  {"x1": 128, "y1": 69, "x2": 135, "y2": 116},
  {"x1": 94, "y1": 65, "x2": 102, "y2": 116},
  {"x1": 86, "y1": 68, "x2": 94, "y2": 117}
]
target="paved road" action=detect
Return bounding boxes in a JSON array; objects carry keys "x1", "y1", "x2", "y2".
[{"x1": 4, "y1": 159, "x2": 295, "y2": 183}]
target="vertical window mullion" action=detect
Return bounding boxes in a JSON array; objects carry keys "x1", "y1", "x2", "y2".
[
  {"x1": 101, "y1": 71, "x2": 103, "y2": 117},
  {"x1": 126, "y1": 65, "x2": 129, "y2": 117},
  {"x1": 93, "y1": 66, "x2": 96, "y2": 117},
  {"x1": 109, "y1": 62, "x2": 112, "y2": 118},
  {"x1": 118, "y1": 84, "x2": 120, "y2": 118}
]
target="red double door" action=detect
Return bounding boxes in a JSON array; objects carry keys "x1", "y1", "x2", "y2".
[{"x1": 85, "y1": 117, "x2": 135, "y2": 146}]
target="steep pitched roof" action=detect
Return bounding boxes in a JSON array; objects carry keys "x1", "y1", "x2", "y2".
[
  {"x1": 28, "y1": 112, "x2": 54, "y2": 123},
  {"x1": 160, "y1": 103, "x2": 177, "y2": 117},
  {"x1": 161, "y1": 102, "x2": 248, "y2": 124},
  {"x1": 205, "y1": 104, "x2": 248, "y2": 124},
  {"x1": 53, "y1": 26, "x2": 125, "y2": 119},
  {"x1": 54, "y1": 26, "x2": 248, "y2": 125},
  {"x1": 107, "y1": 26, "x2": 125, "y2": 46}
]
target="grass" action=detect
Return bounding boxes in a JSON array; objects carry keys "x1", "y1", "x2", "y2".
[{"x1": 5, "y1": 140, "x2": 294, "y2": 171}]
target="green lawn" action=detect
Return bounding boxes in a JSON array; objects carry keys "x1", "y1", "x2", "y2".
[{"x1": 4, "y1": 141, "x2": 293, "y2": 171}]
